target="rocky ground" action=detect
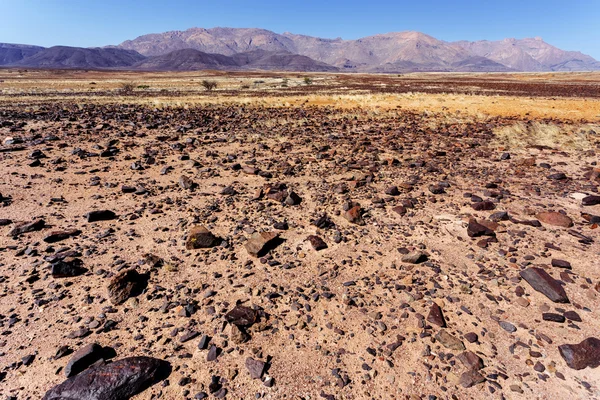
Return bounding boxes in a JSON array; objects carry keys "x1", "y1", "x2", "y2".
[{"x1": 0, "y1": 82, "x2": 599, "y2": 400}]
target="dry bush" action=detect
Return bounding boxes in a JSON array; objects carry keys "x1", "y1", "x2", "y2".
[
  {"x1": 120, "y1": 82, "x2": 135, "y2": 94},
  {"x1": 493, "y1": 121, "x2": 599, "y2": 151},
  {"x1": 201, "y1": 80, "x2": 217, "y2": 91}
]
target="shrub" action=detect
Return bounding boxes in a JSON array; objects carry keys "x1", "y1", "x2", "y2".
[
  {"x1": 201, "y1": 80, "x2": 217, "y2": 91},
  {"x1": 120, "y1": 82, "x2": 135, "y2": 94},
  {"x1": 304, "y1": 77, "x2": 313, "y2": 85}
]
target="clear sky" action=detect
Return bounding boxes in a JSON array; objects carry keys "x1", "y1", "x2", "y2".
[{"x1": 1, "y1": 0, "x2": 599, "y2": 58}]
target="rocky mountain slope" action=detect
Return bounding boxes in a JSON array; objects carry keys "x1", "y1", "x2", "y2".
[
  {"x1": 8, "y1": 46, "x2": 146, "y2": 69},
  {"x1": 118, "y1": 27, "x2": 600, "y2": 72},
  {"x1": 453, "y1": 37, "x2": 600, "y2": 72},
  {"x1": 0, "y1": 43, "x2": 45, "y2": 65},
  {"x1": 134, "y1": 48, "x2": 338, "y2": 71}
]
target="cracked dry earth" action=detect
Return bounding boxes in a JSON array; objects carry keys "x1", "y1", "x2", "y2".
[{"x1": 0, "y1": 103, "x2": 599, "y2": 400}]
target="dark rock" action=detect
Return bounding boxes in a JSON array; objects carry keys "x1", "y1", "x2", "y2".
[
  {"x1": 179, "y1": 175, "x2": 195, "y2": 190},
  {"x1": 245, "y1": 231, "x2": 279, "y2": 257},
  {"x1": 185, "y1": 226, "x2": 220, "y2": 249},
  {"x1": 472, "y1": 201, "x2": 495, "y2": 211},
  {"x1": 520, "y1": 267, "x2": 569, "y2": 303},
  {"x1": 582, "y1": 195, "x2": 600, "y2": 206},
  {"x1": 225, "y1": 306, "x2": 257, "y2": 327},
  {"x1": 52, "y1": 258, "x2": 87, "y2": 278},
  {"x1": 489, "y1": 211, "x2": 509, "y2": 222},
  {"x1": 542, "y1": 313, "x2": 565, "y2": 323},
  {"x1": 385, "y1": 186, "x2": 400, "y2": 196},
  {"x1": 559, "y1": 338, "x2": 600, "y2": 370},
  {"x1": 285, "y1": 191, "x2": 302, "y2": 206},
  {"x1": 548, "y1": 173, "x2": 567, "y2": 180},
  {"x1": 401, "y1": 251, "x2": 427, "y2": 264},
  {"x1": 457, "y1": 351, "x2": 483, "y2": 370},
  {"x1": 64, "y1": 343, "x2": 104, "y2": 378},
  {"x1": 43, "y1": 229, "x2": 81, "y2": 243},
  {"x1": 564, "y1": 311, "x2": 582, "y2": 322},
  {"x1": 107, "y1": 269, "x2": 148, "y2": 305},
  {"x1": 42, "y1": 356, "x2": 170, "y2": 400},
  {"x1": 8, "y1": 219, "x2": 45, "y2": 236},
  {"x1": 307, "y1": 235, "x2": 328, "y2": 251},
  {"x1": 551, "y1": 259, "x2": 571, "y2": 269},
  {"x1": 85, "y1": 210, "x2": 116, "y2": 223},
  {"x1": 245, "y1": 357, "x2": 266, "y2": 379},
  {"x1": 459, "y1": 370, "x2": 485, "y2": 388},
  {"x1": 467, "y1": 219, "x2": 495, "y2": 238},
  {"x1": 426, "y1": 303, "x2": 445, "y2": 327}
]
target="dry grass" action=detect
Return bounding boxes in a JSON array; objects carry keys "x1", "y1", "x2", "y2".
[
  {"x1": 2, "y1": 69, "x2": 600, "y2": 122},
  {"x1": 492, "y1": 121, "x2": 600, "y2": 151}
]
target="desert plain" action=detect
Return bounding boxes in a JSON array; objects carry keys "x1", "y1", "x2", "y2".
[{"x1": 0, "y1": 69, "x2": 599, "y2": 400}]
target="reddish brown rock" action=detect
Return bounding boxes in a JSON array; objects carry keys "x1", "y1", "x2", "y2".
[
  {"x1": 245, "y1": 231, "x2": 279, "y2": 257},
  {"x1": 520, "y1": 267, "x2": 569, "y2": 303},
  {"x1": 535, "y1": 212, "x2": 573, "y2": 228},
  {"x1": 185, "y1": 226, "x2": 220, "y2": 249},
  {"x1": 559, "y1": 338, "x2": 600, "y2": 370}
]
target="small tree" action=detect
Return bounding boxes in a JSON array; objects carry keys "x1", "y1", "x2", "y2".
[
  {"x1": 120, "y1": 82, "x2": 135, "y2": 94},
  {"x1": 201, "y1": 80, "x2": 217, "y2": 91},
  {"x1": 303, "y1": 77, "x2": 313, "y2": 85}
]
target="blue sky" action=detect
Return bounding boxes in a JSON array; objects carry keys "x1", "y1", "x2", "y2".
[{"x1": 1, "y1": 0, "x2": 599, "y2": 58}]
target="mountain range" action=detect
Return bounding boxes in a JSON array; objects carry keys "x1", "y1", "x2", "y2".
[{"x1": 1, "y1": 27, "x2": 599, "y2": 72}]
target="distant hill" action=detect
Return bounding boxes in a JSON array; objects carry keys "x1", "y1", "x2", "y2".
[
  {"x1": 3, "y1": 28, "x2": 599, "y2": 73},
  {"x1": 0, "y1": 43, "x2": 45, "y2": 65},
  {"x1": 134, "y1": 48, "x2": 338, "y2": 72},
  {"x1": 9, "y1": 46, "x2": 145, "y2": 69},
  {"x1": 118, "y1": 27, "x2": 600, "y2": 72},
  {"x1": 452, "y1": 37, "x2": 600, "y2": 72}
]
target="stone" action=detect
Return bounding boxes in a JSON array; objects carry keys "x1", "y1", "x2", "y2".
[
  {"x1": 551, "y1": 259, "x2": 571, "y2": 269},
  {"x1": 64, "y1": 343, "x2": 104, "y2": 378},
  {"x1": 185, "y1": 226, "x2": 220, "y2": 249},
  {"x1": 52, "y1": 258, "x2": 87, "y2": 278},
  {"x1": 472, "y1": 201, "x2": 495, "y2": 211},
  {"x1": 8, "y1": 219, "x2": 45, "y2": 236},
  {"x1": 307, "y1": 235, "x2": 327, "y2": 250},
  {"x1": 535, "y1": 212, "x2": 573, "y2": 228},
  {"x1": 467, "y1": 219, "x2": 494, "y2": 238},
  {"x1": 426, "y1": 303, "x2": 446, "y2": 327},
  {"x1": 284, "y1": 191, "x2": 302, "y2": 206},
  {"x1": 457, "y1": 351, "x2": 483, "y2": 370},
  {"x1": 499, "y1": 321, "x2": 517, "y2": 333},
  {"x1": 85, "y1": 210, "x2": 116, "y2": 223},
  {"x1": 459, "y1": 370, "x2": 485, "y2": 388},
  {"x1": 344, "y1": 206, "x2": 364, "y2": 225},
  {"x1": 43, "y1": 229, "x2": 81, "y2": 243},
  {"x1": 107, "y1": 269, "x2": 146, "y2": 305},
  {"x1": 385, "y1": 186, "x2": 400, "y2": 196},
  {"x1": 520, "y1": 267, "x2": 569, "y2": 303},
  {"x1": 42, "y1": 357, "x2": 170, "y2": 400},
  {"x1": 245, "y1": 231, "x2": 279, "y2": 257},
  {"x1": 230, "y1": 325, "x2": 250, "y2": 344},
  {"x1": 559, "y1": 338, "x2": 600, "y2": 370},
  {"x1": 401, "y1": 251, "x2": 427, "y2": 264},
  {"x1": 179, "y1": 175, "x2": 195, "y2": 190},
  {"x1": 245, "y1": 357, "x2": 266, "y2": 379},
  {"x1": 582, "y1": 195, "x2": 600, "y2": 206},
  {"x1": 542, "y1": 313, "x2": 565, "y2": 323},
  {"x1": 435, "y1": 329, "x2": 465, "y2": 350},
  {"x1": 224, "y1": 306, "x2": 257, "y2": 327},
  {"x1": 392, "y1": 205, "x2": 406, "y2": 216}
]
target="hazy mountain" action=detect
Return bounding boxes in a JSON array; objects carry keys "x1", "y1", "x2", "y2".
[
  {"x1": 134, "y1": 48, "x2": 238, "y2": 70},
  {"x1": 10, "y1": 46, "x2": 145, "y2": 69},
  {"x1": 0, "y1": 43, "x2": 45, "y2": 65},
  {"x1": 117, "y1": 27, "x2": 600, "y2": 72},
  {"x1": 230, "y1": 49, "x2": 338, "y2": 71},
  {"x1": 134, "y1": 48, "x2": 337, "y2": 72},
  {"x1": 453, "y1": 37, "x2": 600, "y2": 71}
]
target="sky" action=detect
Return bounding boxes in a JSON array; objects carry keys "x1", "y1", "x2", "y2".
[{"x1": 1, "y1": 0, "x2": 599, "y2": 58}]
